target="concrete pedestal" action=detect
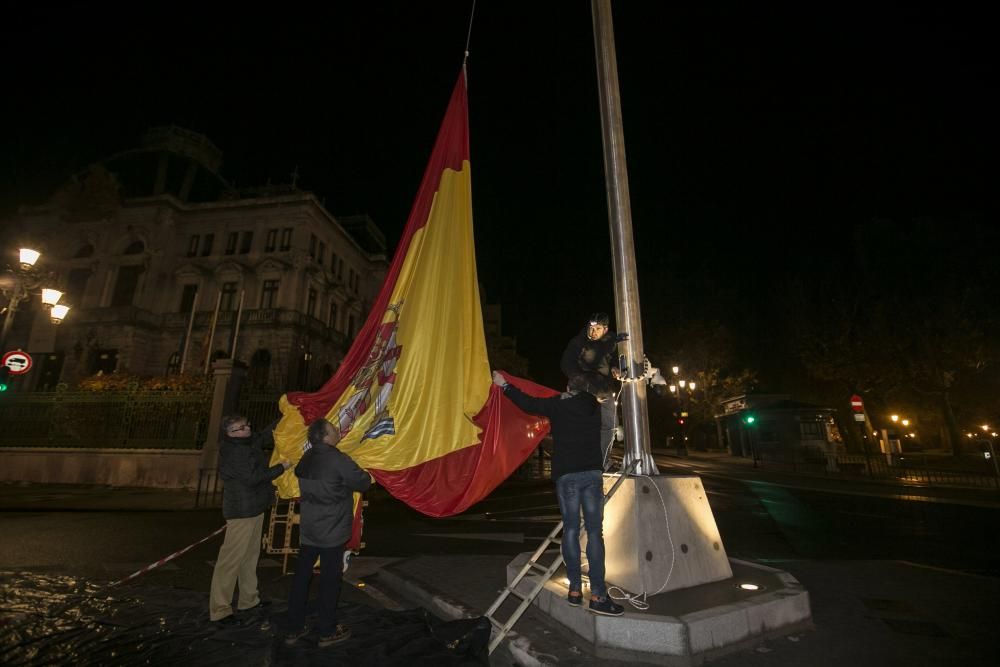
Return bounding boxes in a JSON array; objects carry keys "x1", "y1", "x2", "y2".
[{"x1": 595, "y1": 474, "x2": 732, "y2": 595}]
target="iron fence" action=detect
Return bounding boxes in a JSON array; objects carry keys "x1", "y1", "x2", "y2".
[{"x1": 0, "y1": 388, "x2": 211, "y2": 449}]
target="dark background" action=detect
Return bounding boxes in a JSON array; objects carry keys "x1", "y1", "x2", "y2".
[{"x1": 1, "y1": 3, "x2": 993, "y2": 405}]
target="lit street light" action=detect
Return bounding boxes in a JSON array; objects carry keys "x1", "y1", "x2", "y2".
[
  {"x1": 668, "y1": 365, "x2": 698, "y2": 457},
  {"x1": 1, "y1": 247, "x2": 70, "y2": 350}
]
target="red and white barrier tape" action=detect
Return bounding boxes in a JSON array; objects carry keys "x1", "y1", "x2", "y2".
[{"x1": 107, "y1": 524, "x2": 227, "y2": 588}]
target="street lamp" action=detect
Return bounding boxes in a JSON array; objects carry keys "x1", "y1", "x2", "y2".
[
  {"x1": 1, "y1": 247, "x2": 70, "y2": 350},
  {"x1": 668, "y1": 366, "x2": 698, "y2": 457}
]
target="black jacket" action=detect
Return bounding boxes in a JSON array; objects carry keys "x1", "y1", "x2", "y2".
[
  {"x1": 560, "y1": 327, "x2": 618, "y2": 398},
  {"x1": 503, "y1": 384, "x2": 603, "y2": 480},
  {"x1": 295, "y1": 444, "x2": 372, "y2": 548},
  {"x1": 218, "y1": 428, "x2": 284, "y2": 520}
]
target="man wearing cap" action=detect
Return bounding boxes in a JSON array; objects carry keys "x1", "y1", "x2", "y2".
[{"x1": 560, "y1": 312, "x2": 626, "y2": 463}]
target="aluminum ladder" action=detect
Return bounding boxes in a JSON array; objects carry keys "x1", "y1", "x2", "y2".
[{"x1": 484, "y1": 460, "x2": 635, "y2": 654}]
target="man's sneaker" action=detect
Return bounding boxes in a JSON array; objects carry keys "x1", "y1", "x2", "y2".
[
  {"x1": 588, "y1": 596, "x2": 625, "y2": 616},
  {"x1": 317, "y1": 624, "x2": 351, "y2": 647},
  {"x1": 567, "y1": 592, "x2": 583, "y2": 607},
  {"x1": 212, "y1": 614, "x2": 240, "y2": 627},
  {"x1": 284, "y1": 628, "x2": 309, "y2": 646}
]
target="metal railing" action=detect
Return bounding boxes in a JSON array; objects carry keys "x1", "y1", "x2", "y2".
[{"x1": 0, "y1": 387, "x2": 211, "y2": 449}]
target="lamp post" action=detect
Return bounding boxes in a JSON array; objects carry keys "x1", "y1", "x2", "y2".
[
  {"x1": 1, "y1": 247, "x2": 71, "y2": 351},
  {"x1": 668, "y1": 366, "x2": 697, "y2": 457}
]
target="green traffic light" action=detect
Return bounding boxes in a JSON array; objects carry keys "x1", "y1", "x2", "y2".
[
  {"x1": 0, "y1": 384, "x2": 7, "y2": 392},
  {"x1": 744, "y1": 414, "x2": 756, "y2": 424}
]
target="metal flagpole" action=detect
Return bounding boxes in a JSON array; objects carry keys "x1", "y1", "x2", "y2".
[
  {"x1": 179, "y1": 289, "x2": 199, "y2": 374},
  {"x1": 229, "y1": 289, "x2": 245, "y2": 362},
  {"x1": 591, "y1": 0, "x2": 657, "y2": 476},
  {"x1": 204, "y1": 291, "x2": 222, "y2": 375}
]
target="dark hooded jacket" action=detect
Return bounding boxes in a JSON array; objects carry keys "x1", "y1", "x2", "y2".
[
  {"x1": 295, "y1": 444, "x2": 372, "y2": 548},
  {"x1": 560, "y1": 326, "x2": 618, "y2": 398},
  {"x1": 218, "y1": 426, "x2": 284, "y2": 519}
]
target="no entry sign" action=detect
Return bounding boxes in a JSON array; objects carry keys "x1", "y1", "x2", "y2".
[
  {"x1": 2, "y1": 350, "x2": 33, "y2": 375},
  {"x1": 850, "y1": 394, "x2": 864, "y2": 413}
]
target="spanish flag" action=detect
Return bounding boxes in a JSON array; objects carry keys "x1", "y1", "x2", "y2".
[{"x1": 271, "y1": 71, "x2": 554, "y2": 516}]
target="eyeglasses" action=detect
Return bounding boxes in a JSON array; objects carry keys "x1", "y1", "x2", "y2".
[{"x1": 227, "y1": 422, "x2": 251, "y2": 434}]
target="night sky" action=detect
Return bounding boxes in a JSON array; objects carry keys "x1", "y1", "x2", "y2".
[{"x1": 1, "y1": 3, "x2": 992, "y2": 390}]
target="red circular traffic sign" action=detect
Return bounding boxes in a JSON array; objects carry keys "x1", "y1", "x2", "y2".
[
  {"x1": 2, "y1": 350, "x2": 33, "y2": 375},
  {"x1": 850, "y1": 394, "x2": 864, "y2": 413}
]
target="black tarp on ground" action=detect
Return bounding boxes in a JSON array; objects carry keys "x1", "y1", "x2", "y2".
[{"x1": 0, "y1": 572, "x2": 489, "y2": 666}]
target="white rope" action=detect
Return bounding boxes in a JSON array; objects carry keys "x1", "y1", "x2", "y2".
[{"x1": 604, "y1": 473, "x2": 677, "y2": 611}]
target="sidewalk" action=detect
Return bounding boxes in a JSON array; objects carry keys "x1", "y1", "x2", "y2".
[{"x1": 0, "y1": 480, "x2": 201, "y2": 511}]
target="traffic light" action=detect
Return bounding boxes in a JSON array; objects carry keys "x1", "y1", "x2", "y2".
[
  {"x1": 742, "y1": 413, "x2": 756, "y2": 425},
  {"x1": 0, "y1": 365, "x2": 9, "y2": 392}
]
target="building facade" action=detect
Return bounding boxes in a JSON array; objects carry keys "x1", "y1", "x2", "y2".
[
  {"x1": 715, "y1": 393, "x2": 842, "y2": 467},
  {"x1": 1, "y1": 127, "x2": 388, "y2": 392}
]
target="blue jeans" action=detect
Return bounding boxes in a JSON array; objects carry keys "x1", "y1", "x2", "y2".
[
  {"x1": 555, "y1": 470, "x2": 606, "y2": 597},
  {"x1": 286, "y1": 543, "x2": 345, "y2": 635}
]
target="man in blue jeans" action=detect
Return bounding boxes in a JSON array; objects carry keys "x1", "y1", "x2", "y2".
[
  {"x1": 493, "y1": 370, "x2": 624, "y2": 616},
  {"x1": 285, "y1": 419, "x2": 372, "y2": 647}
]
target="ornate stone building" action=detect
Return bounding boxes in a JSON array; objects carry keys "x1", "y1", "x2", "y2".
[{"x1": 1, "y1": 126, "x2": 388, "y2": 392}]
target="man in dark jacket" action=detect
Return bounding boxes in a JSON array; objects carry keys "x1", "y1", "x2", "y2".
[
  {"x1": 560, "y1": 312, "x2": 626, "y2": 463},
  {"x1": 209, "y1": 415, "x2": 290, "y2": 624},
  {"x1": 285, "y1": 418, "x2": 372, "y2": 647},
  {"x1": 493, "y1": 371, "x2": 624, "y2": 617}
]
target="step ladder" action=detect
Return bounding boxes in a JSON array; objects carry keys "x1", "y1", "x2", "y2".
[{"x1": 484, "y1": 460, "x2": 637, "y2": 654}]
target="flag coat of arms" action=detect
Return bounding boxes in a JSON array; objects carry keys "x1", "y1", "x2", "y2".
[{"x1": 271, "y1": 72, "x2": 556, "y2": 517}]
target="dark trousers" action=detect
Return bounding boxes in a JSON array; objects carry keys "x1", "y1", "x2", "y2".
[{"x1": 286, "y1": 543, "x2": 346, "y2": 635}]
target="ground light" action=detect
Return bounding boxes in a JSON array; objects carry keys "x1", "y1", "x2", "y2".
[{"x1": 738, "y1": 583, "x2": 762, "y2": 591}]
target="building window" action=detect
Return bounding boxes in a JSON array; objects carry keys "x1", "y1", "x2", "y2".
[
  {"x1": 280, "y1": 227, "x2": 292, "y2": 251},
  {"x1": 240, "y1": 231, "x2": 253, "y2": 254},
  {"x1": 249, "y1": 349, "x2": 271, "y2": 388},
  {"x1": 337, "y1": 259, "x2": 344, "y2": 280},
  {"x1": 74, "y1": 244, "x2": 95, "y2": 259},
  {"x1": 309, "y1": 233, "x2": 317, "y2": 259},
  {"x1": 225, "y1": 232, "x2": 238, "y2": 255},
  {"x1": 800, "y1": 421, "x2": 825, "y2": 440},
  {"x1": 265, "y1": 228, "x2": 277, "y2": 252},
  {"x1": 260, "y1": 279, "x2": 279, "y2": 309},
  {"x1": 65, "y1": 268, "x2": 91, "y2": 307},
  {"x1": 111, "y1": 265, "x2": 144, "y2": 306},
  {"x1": 318, "y1": 242, "x2": 325, "y2": 266},
  {"x1": 200, "y1": 233, "x2": 214, "y2": 256},
  {"x1": 347, "y1": 315, "x2": 356, "y2": 339},
  {"x1": 306, "y1": 288, "x2": 317, "y2": 318},
  {"x1": 124, "y1": 241, "x2": 145, "y2": 255},
  {"x1": 187, "y1": 235, "x2": 199, "y2": 257},
  {"x1": 179, "y1": 284, "x2": 198, "y2": 313},
  {"x1": 220, "y1": 281, "x2": 238, "y2": 311},
  {"x1": 328, "y1": 300, "x2": 338, "y2": 329},
  {"x1": 90, "y1": 349, "x2": 119, "y2": 375},
  {"x1": 166, "y1": 351, "x2": 181, "y2": 375}
]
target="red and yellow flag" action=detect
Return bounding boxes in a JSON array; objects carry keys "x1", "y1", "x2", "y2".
[{"x1": 271, "y1": 72, "x2": 554, "y2": 516}]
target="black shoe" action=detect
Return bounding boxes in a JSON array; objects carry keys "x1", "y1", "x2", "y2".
[
  {"x1": 588, "y1": 596, "x2": 625, "y2": 616},
  {"x1": 239, "y1": 599, "x2": 272, "y2": 613},
  {"x1": 284, "y1": 628, "x2": 309, "y2": 646},
  {"x1": 567, "y1": 592, "x2": 583, "y2": 607},
  {"x1": 212, "y1": 614, "x2": 240, "y2": 627}
]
